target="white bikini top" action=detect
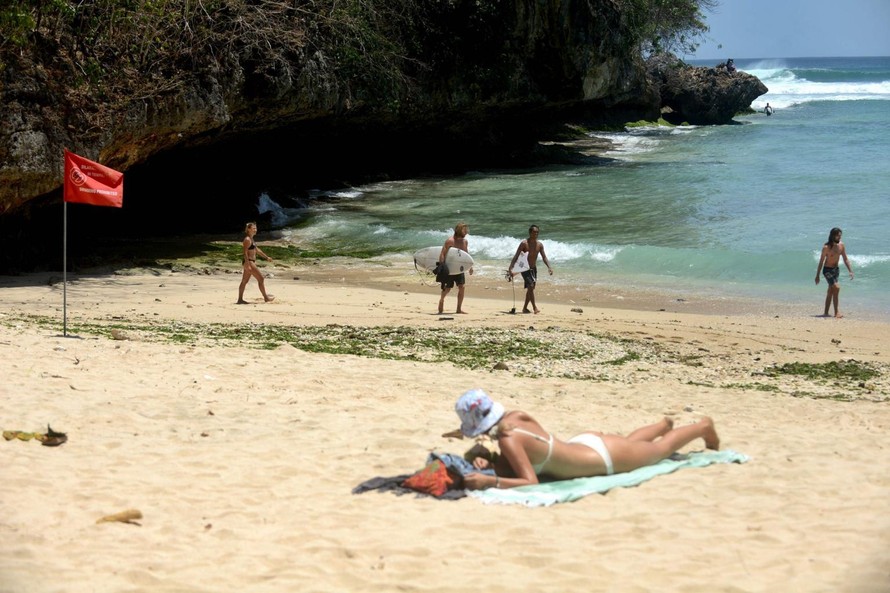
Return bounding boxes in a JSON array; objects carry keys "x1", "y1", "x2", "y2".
[{"x1": 508, "y1": 427, "x2": 554, "y2": 474}]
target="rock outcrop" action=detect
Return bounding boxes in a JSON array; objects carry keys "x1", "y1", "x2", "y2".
[{"x1": 646, "y1": 54, "x2": 768, "y2": 125}]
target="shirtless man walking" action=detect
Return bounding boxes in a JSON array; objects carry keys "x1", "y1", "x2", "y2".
[
  {"x1": 507, "y1": 224, "x2": 553, "y2": 314},
  {"x1": 438, "y1": 222, "x2": 472, "y2": 314},
  {"x1": 815, "y1": 227, "x2": 854, "y2": 318}
]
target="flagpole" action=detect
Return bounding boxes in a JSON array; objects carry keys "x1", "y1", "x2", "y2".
[
  {"x1": 63, "y1": 200, "x2": 68, "y2": 337},
  {"x1": 61, "y1": 149, "x2": 125, "y2": 338}
]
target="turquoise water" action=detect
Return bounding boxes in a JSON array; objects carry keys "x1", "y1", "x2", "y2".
[{"x1": 262, "y1": 57, "x2": 890, "y2": 320}]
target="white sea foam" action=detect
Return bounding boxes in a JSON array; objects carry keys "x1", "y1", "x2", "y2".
[
  {"x1": 257, "y1": 192, "x2": 302, "y2": 227},
  {"x1": 849, "y1": 253, "x2": 890, "y2": 268},
  {"x1": 751, "y1": 68, "x2": 890, "y2": 109},
  {"x1": 308, "y1": 188, "x2": 365, "y2": 200},
  {"x1": 589, "y1": 132, "x2": 662, "y2": 157}
]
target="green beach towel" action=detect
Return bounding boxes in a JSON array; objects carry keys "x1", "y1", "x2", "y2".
[{"x1": 466, "y1": 450, "x2": 749, "y2": 507}]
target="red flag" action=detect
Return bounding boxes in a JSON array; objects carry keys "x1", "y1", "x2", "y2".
[{"x1": 63, "y1": 149, "x2": 124, "y2": 208}]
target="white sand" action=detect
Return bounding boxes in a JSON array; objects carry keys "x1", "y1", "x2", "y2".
[{"x1": 1, "y1": 264, "x2": 888, "y2": 593}]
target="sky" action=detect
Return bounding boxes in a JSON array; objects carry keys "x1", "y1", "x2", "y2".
[{"x1": 688, "y1": 0, "x2": 890, "y2": 60}]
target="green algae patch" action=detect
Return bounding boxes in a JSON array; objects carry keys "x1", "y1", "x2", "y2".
[{"x1": 763, "y1": 360, "x2": 879, "y2": 383}]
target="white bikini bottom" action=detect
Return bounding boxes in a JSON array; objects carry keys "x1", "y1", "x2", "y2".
[{"x1": 567, "y1": 433, "x2": 614, "y2": 475}]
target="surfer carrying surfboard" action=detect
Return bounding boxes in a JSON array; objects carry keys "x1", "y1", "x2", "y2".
[
  {"x1": 437, "y1": 222, "x2": 473, "y2": 314},
  {"x1": 507, "y1": 225, "x2": 553, "y2": 314}
]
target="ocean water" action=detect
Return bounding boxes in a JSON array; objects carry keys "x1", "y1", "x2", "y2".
[{"x1": 261, "y1": 56, "x2": 890, "y2": 320}]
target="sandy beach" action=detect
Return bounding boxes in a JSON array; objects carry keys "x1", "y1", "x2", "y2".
[{"x1": 1, "y1": 257, "x2": 888, "y2": 593}]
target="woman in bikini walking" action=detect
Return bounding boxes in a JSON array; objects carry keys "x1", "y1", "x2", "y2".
[
  {"x1": 237, "y1": 222, "x2": 274, "y2": 304},
  {"x1": 454, "y1": 389, "x2": 720, "y2": 490}
]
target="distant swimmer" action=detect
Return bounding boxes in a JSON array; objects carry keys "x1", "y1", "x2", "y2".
[{"x1": 765, "y1": 102, "x2": 774, "y2": 116}]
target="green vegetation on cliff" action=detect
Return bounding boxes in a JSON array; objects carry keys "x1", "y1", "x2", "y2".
[{"x1": 1, "y1": 0, "x2": 715, "y2": 105}]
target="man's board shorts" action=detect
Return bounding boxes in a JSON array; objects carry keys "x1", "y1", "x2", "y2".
[
  {"x1": 822, "y1": 266, "x2": 840, "y2": 285},
  {"x1": 521, "y1": 268, "x2": 538, "y2": 289},
  {"x1": 440, "y1": 273, "x2": 466, "y2": 289}
]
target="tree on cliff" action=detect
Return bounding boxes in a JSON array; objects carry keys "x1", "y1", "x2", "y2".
[
  {"x1": 639, "y1": 0, "x2": 717, "y2": 56},
  {"x1": 2, "y1": 0, "x2": 716, "y2": 103}
]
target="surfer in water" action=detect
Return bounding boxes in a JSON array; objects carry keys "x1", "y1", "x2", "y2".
[
  {"x1": 507, "y1": 224, "x2": 553, "y2": 314},
  {"x1": 815, "y1": 226, "x2": 853, "y2": 318},
  {"x1": 765, "y1": 102, "x2": 774, "y2": 116},
  {"x1": 437, "y1": 222, "x2": 472, "y2": 314}
]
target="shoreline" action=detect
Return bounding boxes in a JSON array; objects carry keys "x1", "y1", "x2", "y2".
[
  {"x1": 0, "y1": 255, "x2": 880, "y2": 323},
  {"x1": 3, "y1": 262, "x2": 888, "y2": 396},
  {"x1": 253, "y1": 252, "x2": 887, "y2": 322}
]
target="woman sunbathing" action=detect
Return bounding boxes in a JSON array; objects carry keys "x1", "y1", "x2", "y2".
[{"x1": 454, "y1": 389, "x2": 720, "y2": 490}]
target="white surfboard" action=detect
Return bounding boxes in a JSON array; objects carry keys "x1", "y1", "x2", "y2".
[
  {"x1": 510, "y1": 252, "x2": 530, "y2": 276},
  {"x1": 413, "y1": 246, "x2": 475, "y2": 275}
]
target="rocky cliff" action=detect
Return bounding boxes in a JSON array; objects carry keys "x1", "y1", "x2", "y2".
[
  {"x1": 0, "y1": 1, "x2": 656, "y2": 218},
  {"x1": 0, "y1": 1, "x2": 766, "y2": 272}
]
